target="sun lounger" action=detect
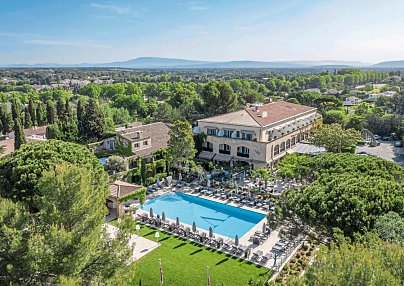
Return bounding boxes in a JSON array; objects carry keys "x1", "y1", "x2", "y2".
[
  {"x1": 251, "y1": 250, "x2": 263, "y2": 261},
  {"x1": 261, "y1": 253, "x2": 272, "y2": 264}
]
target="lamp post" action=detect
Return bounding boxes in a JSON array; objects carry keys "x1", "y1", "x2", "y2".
[
  {"x1": 155, "y1": 231, "x2": 160, "y2": 243},
  {"x1": 135, "y1": 224, "x2": 140, "y2": 237}
]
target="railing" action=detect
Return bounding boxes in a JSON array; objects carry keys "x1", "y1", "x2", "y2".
[
  {"x1": 237, "y1": 152, "x2": 250, "y2": 158},
  {"x1": 219, "y1": 150, "x2": 231, "y2": 155},
  {"x1": 202, "y1": 147, "x2": 213, "y2": 152}
]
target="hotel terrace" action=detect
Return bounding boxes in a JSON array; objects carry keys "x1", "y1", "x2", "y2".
[{"x1": 194, "y1": 101, "x2": 322, "y2": 169}]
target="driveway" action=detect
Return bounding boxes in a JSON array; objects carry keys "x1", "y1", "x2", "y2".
[{"x1": 356, "y1": 142, "x2": 404, "y2": 166}]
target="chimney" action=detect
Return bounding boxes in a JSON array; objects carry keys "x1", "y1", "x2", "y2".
[{"x1": 262, "y1": 111, "x2": 267, "y2": 118}]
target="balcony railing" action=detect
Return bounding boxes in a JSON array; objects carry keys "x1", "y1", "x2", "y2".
[
  {"x1": 237, "y1": 152, "x2": 249, "y2": 158},
  {"x1": 219, "y1": 150, "x2": 231, "y2": 155},
  {"x1": 202, "y1": 147, "x2": 213, "y2": 152}
]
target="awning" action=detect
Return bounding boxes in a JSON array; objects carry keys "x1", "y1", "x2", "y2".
[
  {"x1": 198, "y1": 151, "x2": 215, "y2": 160},
  {"x1": 213, "y1": 153, "x2": 232, "y2": 162}
]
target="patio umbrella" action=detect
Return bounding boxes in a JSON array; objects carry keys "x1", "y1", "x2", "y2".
[
  {"x1": 207, "y1": 178, "x2": 211, "y2": 187},
  {"x1": 178, "y1": 172, "x2": 182, "y2": 181},
  {"x1": 149, "y1": 208, "x2": 154, "y2": 218},
  {"x1": 176, "y1": 217, "x2": 180, "y2": 226},
  {"x1": 162, "y1": 212, "x2": 166, "y2": 222},
  {"x1": 156, "y1": 176, "x2": 160, "y2": 187},
  {"x1": 235, "y1": 235, "x2": 239, "y2": 246},
  {"x1": 209, "y1": 226, "x2": 213, "y2": 238},
  {"x1": 262, "y1": 223, "x2": 266, "y2": 233},
  {"x1": 235, "y1": 182, "x2": 238, "y2": 194},
  {"x1": 192, "y1": 221, "x2": 197, "y2": 233}
]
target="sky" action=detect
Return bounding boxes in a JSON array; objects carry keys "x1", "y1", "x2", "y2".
[{"x1": 1, "y1": 0, "x2": 404, "y2": 65}]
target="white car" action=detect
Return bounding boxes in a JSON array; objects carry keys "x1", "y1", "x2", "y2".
[{"x1": 373, "y1": 135, "x2": 381, "y2": 140}]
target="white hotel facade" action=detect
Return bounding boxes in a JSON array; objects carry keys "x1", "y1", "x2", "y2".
[{"x1": 194, "y1": 101, "x2": 322, "y2": 169}]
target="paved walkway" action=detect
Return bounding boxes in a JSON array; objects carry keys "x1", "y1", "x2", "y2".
[{"x1": 105, "y1": 224, "x2": 160, "y2": 263}]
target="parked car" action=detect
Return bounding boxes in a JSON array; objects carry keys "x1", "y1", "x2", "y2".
[
  {"x1": 394, "y1": 141, "x2": 403, "y2": 147},
  {"x1": 357, "y1": 151, "x2": 369, "y2": 156},
  {"x1": 382, "y1": 136, "x2": 390, "y2": 141},
  {"x1": 373, "y1": 134, "x2": 381, "y2": 140}
]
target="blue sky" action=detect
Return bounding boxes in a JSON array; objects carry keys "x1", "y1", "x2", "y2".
[{"x1": 1, "y1": 0, "x2": 404, "y2": 64}]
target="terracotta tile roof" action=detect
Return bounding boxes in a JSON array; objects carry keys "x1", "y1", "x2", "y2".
[
  {"x1": 119, "y1": 122, "x2": 171, "y2": 157},
  {"x1": 245, "y1": 102, "x2": 316, "y2": 126},
  {"x1": 109, "y1": 180, "x2": 143, "y2": 199},
  {"x1": 198, "y1": 102, "x2": 316, "y2": 127},
  {"x1": 0, "y1": 139, "x2": 14, "y2": 158},
  {"x1": 8, "y1": 126, "x2": 47, "y2": 140}
]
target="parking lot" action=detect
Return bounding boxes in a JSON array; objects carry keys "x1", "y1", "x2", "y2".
[{"x1": 356, "y1": 141, "x2": 404, "y2": 166}]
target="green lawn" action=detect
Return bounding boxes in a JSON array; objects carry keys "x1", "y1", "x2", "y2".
[{"x1": 119, "y1": 222, "x2": 271, "y2": 286}]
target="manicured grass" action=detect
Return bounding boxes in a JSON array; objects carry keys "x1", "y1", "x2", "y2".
[{"x1": 119, "y1": 222, "x2": 271, "y2": 285}]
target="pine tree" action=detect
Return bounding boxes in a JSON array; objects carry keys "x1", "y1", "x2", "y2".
[
  {"x1": 24, "y1": 108, "x2": 32, "y2": 129},
  {"x1": 14, "y1": 118, "x2": 26, "y2": 150},
  {"x1": 46, "y1": 100, "x2": 57, "y2": 124},
  {"x1": 11, "y1": 97, "x2": 21, "y2": 121}
]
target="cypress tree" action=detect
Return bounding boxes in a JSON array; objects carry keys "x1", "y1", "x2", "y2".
[
  {"x1": 77, "y1": 99, "x2": 86, "y2": 139},
  {"x1": 46, "y1": 100, "x2": 57, "y2": 124},
  {"x1": 24, "y1": 108, "x2": 32, "y2": 129},
  {"x1": 56, "y1": 98, "x2": 66, "y2": 123},
  {"x1": 14, "y1": 118, "x2": 26, "y2": 150},
  {"x1": 36, "y1": 102, "x2": 45, "y2": 126},
  {"x1": 81, "y1": 98, "x2": 104, "y2": 143},
  {"x1": 28, "y1": 98, "x2": 36, "y2": 127}
]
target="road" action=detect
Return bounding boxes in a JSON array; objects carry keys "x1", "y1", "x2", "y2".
[{"x1": 356, "y1": 141, "x2": 404, "y2": 166}]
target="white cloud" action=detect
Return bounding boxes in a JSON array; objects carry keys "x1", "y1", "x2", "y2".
[
  {"x1": 89, "y1": 2, "x2": 132, "y2": 14},
  {"x1": 186, "y1": 1, "x2": 208, "y2": 11},
  {"x1": 26, "y1": 39, "x2": 110, "y2": 49}
]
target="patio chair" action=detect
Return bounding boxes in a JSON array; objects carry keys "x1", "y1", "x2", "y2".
[
  {"x1": 260, "y1": 253, "x2": 272, "y2": 264},
  {"x1": 251, "y1": 250, "x2": 263, "y2": 261}
]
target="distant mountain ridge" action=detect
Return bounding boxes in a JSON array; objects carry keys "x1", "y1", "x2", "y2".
[
  {"x1": 0, "y1": 57, "x2": 397, "y2": 69},
  {"x1": 372, "y1": 60, "x2": 404, "y2": 68}
]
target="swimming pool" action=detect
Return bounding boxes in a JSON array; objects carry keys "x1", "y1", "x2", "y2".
[{"x1": 141, "y1": 192, "x2": 265, "y2": 238}]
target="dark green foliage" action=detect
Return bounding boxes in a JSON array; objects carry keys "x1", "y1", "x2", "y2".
[
  {"x1": 23, "y1": 107, "x2": 32, "y2": 128},
  {"x1": 375, "y1": 212, "x2": 404, "y2": 245},
  {"x1": 201, "y1": 81, "x2": 238, "y2": 116},
  {"x1": 13, "y1": 118, "x2": 26, "y2": 150},
  {"x1": 46, "y1": 100, "x2": 57, "y2": 124},
  {"x1": 35, "y1": 101, "x2": 46, "y2": 126},
  {"x1": 0, "y1": 104, "x2": 13, "y2": 134},
  {"x1": 80, "y1": 98, "x2": 105, "y2": 143},
  {"x1": 28, "y1": 98, "x2": 36, "y2": 126},
  {"x1": 0, "y1": 140, "x2": 105, "y2": 205},
  {"x1": 278, "y1": 153, "x2": 404, "y2": 238},
  {"x1": 140, "y1": 158, "x2": 147, "y2": 185}
]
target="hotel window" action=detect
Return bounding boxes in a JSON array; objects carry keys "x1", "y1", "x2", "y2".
[
  {"x1": 219, "y1": 144, "x2": 231, "y2": 154},
  {"x1": 241, "y1": 132, "x2": 253, "y2": 141},
  {"x1": 291, "y1": 137, "x2": 296, "y2": 146},
  {"x1": 237, "y1": 146, "x2": 250, "y2": 158},
  {"x1": 274, "y1": 144, "x2": 280, "y2": 156},
  {"x1": 286, "y1": 139, "x2": 291, "y2": 149},
  {"x1": 134, "y1": 143, "x2": 140, "y2": 148},
  {"x1": 207, "y1": 128, "x2": 217, "y2": 136},
  {"x1": 143, "y1": 140, "x2": 148, "y2": 146},
  {"x1": 203, "y1": 141, "x2": 213, "y2": 151},
  {"x1": 280, "y1": 142, "x2": 285, "y2": 152},
  {"x1": 223, "y1": 129, "x2": 233, "y2": 138}
]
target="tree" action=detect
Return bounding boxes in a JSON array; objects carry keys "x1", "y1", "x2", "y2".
[
  {"x1": 0, "y1": 163, "x2": 133, "y2": 285},
  {"x1": 375, "y1": 212, "x2": 404, "y2": 246},
  {"x1": 46, "y1": 100, "x2": 57, "y2": 124},
  {"x1": 105, "y1": 155, "x2": 126, "y2": 174},
  {"x1": 14, "y1": 118, "x2": 26, "y2": 150},
  {"x1": 28, "y1": 98, "x2": 36, "y2": 127},
  {"x1": 323, "y1": 110, "x2": 346, "y2": 125},
  {"x1": 277, "y1": 153, "x2": 404, "y2": 239},
  {"x1": 298, "y1": 238, "x2": 403, "y2": 286},
  {"x1": 80, "y1": 98, "x2": 105, "y2": 143},
  {"x1": 252, "y1": 167, "x2": 272, "y2": 189},
  {"x1": 167, "y1": 121, "x2": 196, "y2": 176},
  {"x1": 24, "y1": 107, "x2": 32, "y2": 128},
  {"x1": 201, "y1": 81, "x2": 238, "y2": 116},
  {"x1": 0, "y1": 140, "x2": 106, "y2": 205},
  {"x1": 310, "y1": 123, "x2": 359, "y2": 152}
]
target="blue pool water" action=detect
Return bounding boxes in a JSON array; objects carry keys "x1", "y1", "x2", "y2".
[
  {"x1": 98, "y1": 157, "x2": 108, "y2": 165},
  {"x1": 141, "y1": 192, "x2": 265, "y2": 238}
]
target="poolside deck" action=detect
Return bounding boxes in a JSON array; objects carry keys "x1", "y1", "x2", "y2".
[{"x1": 132, "y1": 186, "x2": 298, "y2": 270}]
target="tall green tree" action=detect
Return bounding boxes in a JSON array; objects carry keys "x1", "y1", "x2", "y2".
[
  {"x1": 28, "y1": 98, "x2": 37, "y2": 127},
  {"x1": 80, "y1": 98, "x2": 105, "y2": 143},
  {"x1": 0, "y1": 163, "x2": 133, "y2": 285},
  {"x1": 201, "y1": 81, "x2": 238, "y2": 116},
  {"x1": 24, "y1": 107, "x2": 32, "y2": 129},
  {"x1": 310, "y1": 123, "x2": 359, "y2": 153},
  {"x1": 46, "y1": 100, "x2": 57, "y2": 124},
  {"x1": 14, "y1": 118, "x2": 26, "y2": 150},
  {"x1": 167, "y1": 120, "x2": 196, "y2": 176}
]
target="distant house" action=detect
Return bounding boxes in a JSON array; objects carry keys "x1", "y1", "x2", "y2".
[
  {"x1": 107, "y1": 180, "x2": 144, "y2": 217},
  {"x1": 343, "y1": 96, "x2": 362, "y2": 106},
  {"x1": 326, "y1": 89, "x2": 338, "y2": 95},
  {"x1": 382, "y1": 91, "x2": 397, "y2": 97},
  {"x1": 0, "y1": 126, "x2": 47, "y2": 158},
  {"x1": 305, "y1": 88, "x2": 321, "y2": 93},
  {"x1": 100, "y1": 122, "x2": 171, "y2": 159},
  {"x1": 368, "y1": 93, "x2": 382, "y2": 101},
  {"x1": 349, "y1": 89, "x2": 358, "y2": 95}
]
